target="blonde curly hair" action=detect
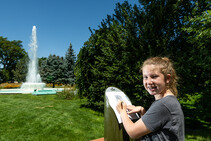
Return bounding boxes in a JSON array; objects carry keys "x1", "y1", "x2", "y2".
[{"x1": 140, "y1": 57, "x2": 179, "y2": 96}]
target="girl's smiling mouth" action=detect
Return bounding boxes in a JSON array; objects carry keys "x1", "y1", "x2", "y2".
[{"x1": 148, "y1": 86, "x2": 157, "y2": 92}]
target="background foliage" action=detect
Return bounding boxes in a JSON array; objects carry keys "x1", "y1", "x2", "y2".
[
  {"x1": 0, "y1": 37, "x2": 27, "y2": 82},
  {"x1": 75, "y1": 0, "x2": 211, "y2": 129}
]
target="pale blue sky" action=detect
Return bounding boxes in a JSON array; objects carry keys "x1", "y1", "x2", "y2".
[{"x1": 0, "y1": 0, "x2": 139, "y2": 58}]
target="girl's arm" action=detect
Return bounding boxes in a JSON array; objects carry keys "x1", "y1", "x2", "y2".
[{"x1": 117, "y1": 101, "x2": 151, "y2": 139}]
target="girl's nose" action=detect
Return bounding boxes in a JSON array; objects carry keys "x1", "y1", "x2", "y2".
[{"x1": 147, "y1": 78, "x2": 153, "y2": 84}]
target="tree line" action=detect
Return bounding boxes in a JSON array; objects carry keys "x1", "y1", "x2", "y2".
[
  {"x1": 75, "y1": 0, "x2": 210, "y2": 128},
  {"x1": 0, "y1": 40, "x2": 76, "y2": 86}
]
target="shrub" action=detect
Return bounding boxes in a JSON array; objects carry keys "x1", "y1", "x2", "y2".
[
  {"x1": 179, "y1": 93, "x2": 211, "y2": 129},
  {"x1": 56, "y1": 86, "x2": 78, "y2": 100}
]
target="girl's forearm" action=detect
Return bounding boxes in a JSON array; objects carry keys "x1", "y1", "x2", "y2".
[
  {"x1": 120, "y1": 110, "x2": 136, "y2": 138},
  {"x1": 120, "y1": 110, "x2": 150, "y2": 139}
]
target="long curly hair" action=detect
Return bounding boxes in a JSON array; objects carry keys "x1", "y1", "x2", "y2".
[{"x1": 140, "y1": 57, "x2": 179, "y2": 96}]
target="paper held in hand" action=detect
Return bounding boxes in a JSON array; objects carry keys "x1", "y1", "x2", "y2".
[{"x1": 105, "y1": 87, "x2": 140, "y2": 123}]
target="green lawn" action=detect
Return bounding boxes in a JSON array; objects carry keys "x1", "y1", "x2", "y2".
[
  {"x1": 0, "y1": 94, "x2": 104, "y2": 141},
  {"x1": 0, "y1": 94, "x2": 210, "y2": 141},
  {"x1": 185, "y1": 128, "x2": 211, "y2": 141}
]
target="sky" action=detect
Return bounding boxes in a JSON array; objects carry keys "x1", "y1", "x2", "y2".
[{"x1": 0, "y1": 0, "x2": 140, "y2": 58}]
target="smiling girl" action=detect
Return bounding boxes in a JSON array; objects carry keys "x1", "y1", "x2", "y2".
[{"x1": 117, "y1": 57, "x2": 185, "y2": 141}]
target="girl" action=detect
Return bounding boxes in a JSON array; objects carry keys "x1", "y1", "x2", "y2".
[{"x1": 117, "y1": 57, "x2": 185, "y2": 141}]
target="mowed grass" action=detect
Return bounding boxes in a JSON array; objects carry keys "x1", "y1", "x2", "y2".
[
  {"x1": 0, "y1": 94, "x2": 104, "y2": 141},
  {"x1": 0, "y1": 94, "x2": 210, "y2": 141}
]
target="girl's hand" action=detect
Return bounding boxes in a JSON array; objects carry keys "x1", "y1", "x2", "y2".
[
  {"x1": 116, "y1": 100, "x2": 127, "y2": 114},
  {"x1": 127, "y1": 105, "x2": 146, "y2": 116}
]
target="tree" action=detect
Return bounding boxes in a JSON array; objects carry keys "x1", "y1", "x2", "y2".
[
  {"x1": 12, "y1": 55, "x2": 29, "y2": 82},
  {"x1": 40, "y1": 54, "x2": 66, "y2": 87},
  {"x1": 0, "y1": 69, "x2": 9, "y2": 83},
  {"x1": 75, "y1": 43, "x2": 95, "y2": 98},
  {"x1": 0, "y1": 36, "x2": 27, "y2": 81},
  {"x1": 75, "y1": 1, "x2": 149, "y2": 110},
  {"x1": 180, "y1": 5, "x2": 211, "y2": 126},
  {"x1": 38, "y1": 57, "x2": 47, "y2": 68},
  {"x1": 64, "y1": 42, "x2": 76, "y2": 85},
  {"x1": 182, "y1": 8, "x2": 211, "y2": 93}
]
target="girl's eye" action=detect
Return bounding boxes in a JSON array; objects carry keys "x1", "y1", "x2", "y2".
[
  {"x1": 151, "y1": 75, "x2": 158, "y2": 79},
  {"x1": 143, "y1": 76, "x2": 148, "y2": 79}
]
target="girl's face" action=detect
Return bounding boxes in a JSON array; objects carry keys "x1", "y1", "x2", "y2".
[{"x1": 142, "y1": 65, "x2": 169, "y2": 96}]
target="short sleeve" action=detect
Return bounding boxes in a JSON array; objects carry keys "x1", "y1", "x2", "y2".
[{"x1": 142, "y1": 101, "x2": 170, "y2": 132}]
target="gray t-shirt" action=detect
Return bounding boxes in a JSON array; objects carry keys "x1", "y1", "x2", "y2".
[{"x1": 141, "y1": 95, "x2": 185, "y2": 141}]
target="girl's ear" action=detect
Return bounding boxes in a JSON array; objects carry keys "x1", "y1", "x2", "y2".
[{"x1": 166, "y1": 74, "x2": 171, "y2": 84}]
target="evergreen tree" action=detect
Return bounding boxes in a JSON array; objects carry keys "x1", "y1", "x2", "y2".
[
  {"x1": 75, "y1": 42, "x2": 95, "y2": 98},
  {"x1": 75, "y1": 1, "x2": 147, "y2": 110},
  {"x1": 40, "y1": 54, "x2": 66, "y2": 87},
  {"x1": 64, "y1": 42, "x2": 76, "y2": 85}
]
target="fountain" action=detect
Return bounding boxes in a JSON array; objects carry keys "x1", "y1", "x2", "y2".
[
  {"x1": 0, "y1": 26, "x2": 62, "y2": 95},
  {"x1": 21, "y1": 26, "x2": 45, "y2": 92}
]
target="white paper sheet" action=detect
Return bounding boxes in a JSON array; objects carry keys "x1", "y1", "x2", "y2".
[{"x1": 105, "y1": 87, "x2": 140, "y2": 123}]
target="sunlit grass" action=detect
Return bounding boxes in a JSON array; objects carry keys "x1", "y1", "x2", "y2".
[
  {"x1": 0, "y1": 94, "x2": 104, "y2": 141},
  {"x1": 0, "y1": 94, "x2": 210, "y2": 141}
]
